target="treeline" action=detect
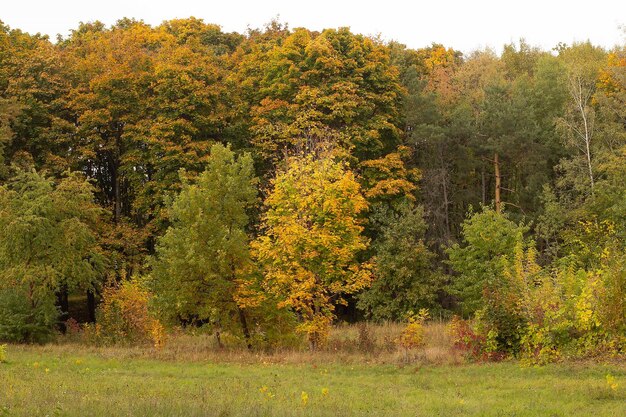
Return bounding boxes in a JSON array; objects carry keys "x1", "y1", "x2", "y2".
[{"x1": 0, "y1": 18, "x2": 624, "y2": 360}]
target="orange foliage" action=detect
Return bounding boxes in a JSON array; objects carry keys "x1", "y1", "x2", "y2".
[{"x1": 96, "y1": 279, "x2": 165, "y2": 347}]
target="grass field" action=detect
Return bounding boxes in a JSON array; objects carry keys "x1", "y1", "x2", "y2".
[{"x1": 1, "y1": 342, "x2": 625, "y2": 416}]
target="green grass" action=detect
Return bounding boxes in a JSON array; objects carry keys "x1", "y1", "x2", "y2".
[{"x1": 1, "y1": 345, "x2": 625, "y2": 416}]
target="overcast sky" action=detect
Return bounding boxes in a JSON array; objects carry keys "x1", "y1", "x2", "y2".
[{"x1": 2, "y1": 0, "x2": 625, "y2": 53}]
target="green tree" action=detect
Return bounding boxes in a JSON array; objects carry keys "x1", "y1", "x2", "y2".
[
  {"x1": 358, "y1": 203, "x2": 440, "y2": 320},
  {"x1": 589, "y1": 50, "x2": 626, "y2": 244},
  {"x1": 447, "y1": 206, "x2": 529, "y2": 315},
  {"x1": 556, "y1": 42, "x2": 607, "y2": 197},
  {"x1": 0, "y1": 169, "x2": 104, "y2": 342},
  {"x1": 401, "y1": 44, "x2": 473, "y2": 246},
  {"x1": 150, "y1": 144, "x2": 258, "y2": 348}
]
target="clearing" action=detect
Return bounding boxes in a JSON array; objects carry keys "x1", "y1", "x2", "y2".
[{"x1": 1, "y1": 344, "x2": 625, "y2": 416}]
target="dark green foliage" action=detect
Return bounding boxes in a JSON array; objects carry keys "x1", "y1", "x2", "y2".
[
  {"x1": 358, "y1": 204, "x2": 440, "y2": 320},
  {"x1": 0, "y1": 286, "x2": 58, "y2": 343}
]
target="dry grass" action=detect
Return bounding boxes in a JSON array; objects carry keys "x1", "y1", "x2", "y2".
[
  {"x1": 5, "y1": 322, "x2": 625, "y2": 416},
  {"x1": 3, "y1": 340, "x2": 625, "y2": 416},
  {"x1": 41, "y1": 321, "x2": 463, "y2": 366}
]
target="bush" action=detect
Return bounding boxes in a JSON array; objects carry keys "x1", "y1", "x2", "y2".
[
  {"x1": 245, "y1": 305, "x2": 301, "y2": 351},
  {"x1": 449, "y1": 236, "x2": 626, "y2": 364},
  {"x1": 449, "y1": 316, "x2": 488, "y2": 360},
  {"x1": 447, "y1": 207, "x2": 529, "y2": 315},
  {"x1": 0, "y1": 287, "x2": 58, "y2": 343},
  {"x1": 93, "y1": 279, "x2": 165, "y2": 347},
  {"x1": 0, "y1": 344, "x2": 6, "y2": 363},
  {"x1": 396, "y1": 309, "x2": 429, "y2": 351},
  {"x1": 358, "y1": 204, "x2": 441, "y2": 321}
]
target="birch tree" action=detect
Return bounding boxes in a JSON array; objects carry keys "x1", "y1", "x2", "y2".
[{"x1": 557, "y1": 42, "x2": 607, "y2": 196}]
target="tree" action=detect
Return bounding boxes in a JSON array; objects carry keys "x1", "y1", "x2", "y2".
[
  {"x1": 236, "y1": 27, "x2": 404, "y2": 169},
  {"x1": 253, "y1": 152, "x2": 371, "y2": 348},
  {"x1": 571, "y1": 48, "x2": 626, "y2": 261},
  {"x1": 595, "y1": 49, "x2": 626, "y2": 192},
  {"x1": 0, "y1": 21, "x2": 72, "y2": 178},
  {"x1": 477, "y1": 78, "x2": 539, "y2": 213},
  {"x1": 150, "y1": 144, "x2": 258, "y2": 348},
  {"x1": 400, "y1": 43, "x2": 472, "y2": 246},
  {"x1": 0, "y1": 169, "x2": 104, "y2": 342},
  {"x1": 63, "y1": 19, "x2": 233, "y2": 255},
  {"x1": 557, "y1": 42, "x2": 607, "y2": 196},
  {"x1": 501, "y1": 39, "x2": 543, "y2": 80},
  {"x1": 595, "y1": 49, "x2": 626, "y2": 152},
  {"x1": 359, "y1": 146, "x2": 420, "y2": 210},
  {"x1": 0, "y1": 98, "x2": 20, "y2": 179},
  {"x1": 357, "y1": 203, "x2": 440, "y2": 320},
  {"x1": 447, "y1": 206, "x2": 529, "y2": 315},
  {"x1": 128, "y1": 19, "x2": 234, "y2": 235}
]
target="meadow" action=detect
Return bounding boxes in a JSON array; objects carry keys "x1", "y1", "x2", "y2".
[
  {"x1": 1, "y1": 323, "x2": 625, "y2": 417},
  {"x1": 1, "y1": 15, "x2": 626, "y2": 417}
]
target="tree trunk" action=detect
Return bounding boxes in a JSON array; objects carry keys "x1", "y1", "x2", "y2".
[
  {"x1": 237, "y1": 307, "x2": 252, "y2": 350},
  {"x1": 215, "y1": 328, "x2": 223, "y2": 349},
  {"x1": 481, "y1": 166, "x2": 486, "y2": 205},
  {"x1": 437, "y1": 147, "x2": 451, "y2": 242},
  {"x1": 56, "y1": 285, "x2": 69, "y2": 332},
  {"x1": 114, "y1": 127, "x2": 124, "y2": 221},
  {"x1": 570, "y1": 74, "x2": 595, "y2": 195},
  {"x1": 113, "y1": 163, "x2": 121, "y2": 222},
  {"x1": 580, "y1": 108, "x2": 594, "y2": 195},
  {"x1": 494, "y1": 152, "x2": 502, "y2": 213},
  {"x1": 87, "y1": 289, "x2": 97, "y2": 323},
  {"x1": 442, "y1": 174, "x2": 451, "y2": 242},
  {"x1": 308, "y1": 302, "x2": 321, "y2": 351}
]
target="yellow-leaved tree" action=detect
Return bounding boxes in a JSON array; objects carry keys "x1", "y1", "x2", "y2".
[{"x1": 253, "y1": 152, "x2": 371, "y2": 349}]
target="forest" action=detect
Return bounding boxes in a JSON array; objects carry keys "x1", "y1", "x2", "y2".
[{"x1": 0, "y1": 16, "x2": 625, "y2": 371}]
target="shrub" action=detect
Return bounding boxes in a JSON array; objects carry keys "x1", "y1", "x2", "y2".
[
  {"x1": 452, "y1": 238, "x2": 626, "y2": 364},
  {"x1": 448, "y1": 316, "x2": 488, "y2": 360},
  {"x1": 447, "y1": 207, "x2": 529, "y2": 315},
  {"x1": 62, "y1": 318, "x2": 83, "y2": 343},
  {"x1": 520, "y1": 324, "x2": 561, "y2": 365},
  {"x1": 396, "y1": 309, "x2": 429, "y2": 351},
  {"x1": 0, "y1": 344, "x2": 6, "y2": 363},
  {"x1": 0, "y1": 287, "x2": 58, "y2": 344},
  {"x1": 357, "y1": 323, "x2": 376, "y2": 353},
  {"x1": 95, "y1": 279, "x2": 165, "y2": 347},
  {"x1": 245, "y1": 305, "x2": 301, "y2": 350},
  {"x1": 358, "y1": 203, "x2": 441, "y2": 321},
  {"x1": 518, "y1": 249, "x2": 626, "y2": 363}
]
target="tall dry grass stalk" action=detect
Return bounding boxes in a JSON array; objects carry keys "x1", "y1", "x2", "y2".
[{"x1": 40, "y1": 321, "x2": 464, "y2": 366}]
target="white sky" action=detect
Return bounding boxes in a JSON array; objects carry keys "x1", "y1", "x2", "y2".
[{"x1": 2, "y1": 0, "x2": 625, "y2": 54}]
